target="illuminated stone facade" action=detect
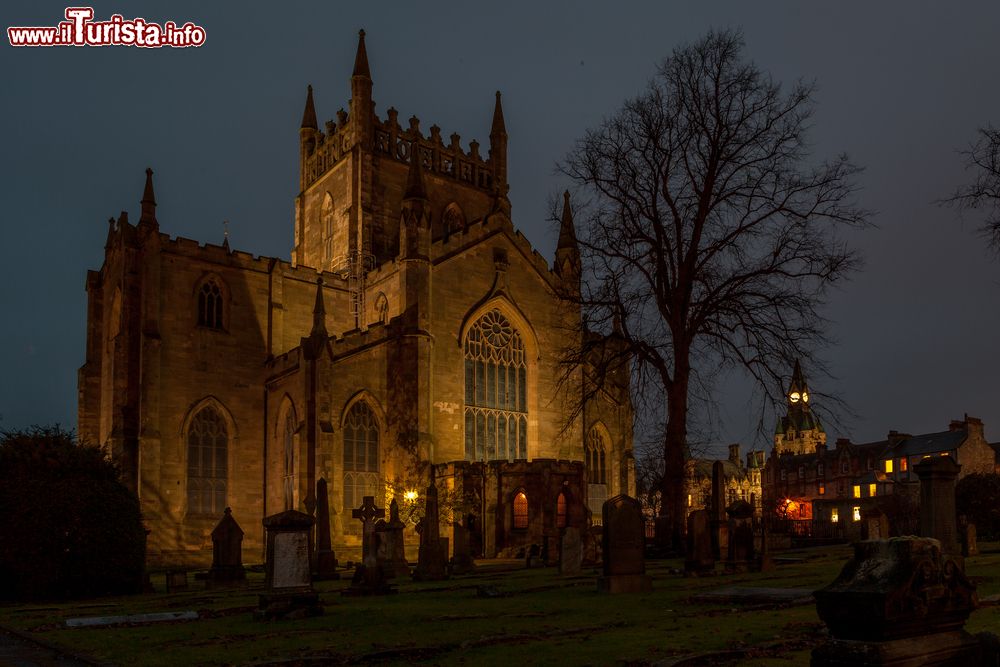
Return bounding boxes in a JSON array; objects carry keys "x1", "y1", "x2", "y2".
[{"x1": 78, "y1": 32, "x2": 634, "y2": 566}]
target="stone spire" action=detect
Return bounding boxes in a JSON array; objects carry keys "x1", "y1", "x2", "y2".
[
  {"x1": 301, "y1": 84, "x2": 317, "y2": 130},
  {"x1": 554, "y1": 191, "x2": 581, "y2": 293},
  {"x1": 353, "y1": 29, "x2": 371, "y2": 79},
  {"x1": 557, "y1": 190, "x2": 578, "y2": 250},
  {"x1": 489, "y1": 91, "x2": 509, "y2": 204},
  {"x1": 311, "y1": 276, "x2": 327, "y2": 338},
  {"x1": 139, "y1": 168, "x2": 157, "y2": 225},
  {"x1": 404, "y1": 141, "x2": 428, "y2": 202},
  {"x1": 490, "y1": 90, "x2": 507, "y2": 138},
  {"x1": 788, "y1": 359, "x2": 809, "y2": 403},
  {"x1": 350, "y1": 29, "x2": 374, "y2": 145}
]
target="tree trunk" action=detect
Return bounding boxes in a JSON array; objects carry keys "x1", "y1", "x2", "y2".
[{"x1": 658, "y1": 357, "x2": 690, "y2": 553}]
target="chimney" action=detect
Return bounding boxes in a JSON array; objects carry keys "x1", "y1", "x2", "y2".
[
  {"x1": 887, "y1": 430, "x2": 909, "y2": 446},
  {"x1": 816, "y1": 444, "x2": 827, "y2": 456}
]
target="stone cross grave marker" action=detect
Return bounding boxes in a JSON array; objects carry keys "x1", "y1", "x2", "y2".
[
  {"x1": 352, "y1": 495, "x2": 385, "y2": 570},
  {"x1": 345, "y1": 496, "x2": 395, "y2": 595}
]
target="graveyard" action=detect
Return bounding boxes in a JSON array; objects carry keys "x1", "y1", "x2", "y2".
[{"x1": 0, "y1": 540, "x2": 996, "y2": 666}]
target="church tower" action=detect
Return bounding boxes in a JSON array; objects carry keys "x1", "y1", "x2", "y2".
[{"x1": 773, "y1": 360, "x2": 826, "y2": 455}]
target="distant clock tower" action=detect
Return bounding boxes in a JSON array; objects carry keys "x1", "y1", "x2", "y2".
[{"x1": 773, "y1": 360, "x2": 826, "y2": 455}]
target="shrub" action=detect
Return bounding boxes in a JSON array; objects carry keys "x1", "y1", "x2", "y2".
[
  {"x1": 0, "y1": 426, "x2": 146, "y2": 600},
  {"x1": 956, "y1": 472, "x2": 1000, "y2": 541}
]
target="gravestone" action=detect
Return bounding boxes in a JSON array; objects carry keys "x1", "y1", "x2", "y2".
[
  {"x1": 207, "y1": 507, "x2": 246, "y2": 588},
  {"x1": 960, "y1": 518, "x2": 978, "y2": 557},
  {"x1": 451, "y1": 516, "x2": 476, "y2": 574},
  {"x1": 710, "y1": 461, "x2": 728, "y2": 560},
  {"x1": 165, "y1": 570, "x2": 188, "y2": 593},
  {"x1": 313, "y1": 478, "x2": 339, "y2": 580},
  {"x1": 725, "y1": 500, "x2": 755, "y2": 573},
  {"x1": 412, "y1": 477, "x2": 448, "y2": 581},
  {"x1": 582, "y1": 526, "x2": 601, "y2": 566},
  {"x1": 559, "y1": 526, "x2": 583, "y2": 575},
  {"x1": 525, "y1": 543, "x2": 542, "y2": 568},
  {"x1": 256, "y1": 510, "x2": 322, "y2": 619},
  {"x1": 597, "y1": 495, "x2": 652, "y2": 594},
  {"x1": 376, "y1": 499, "x2": 411, "y2": 578},
  {"x1": 812, "y1": 536, "x2": 987, "y2": 665},
  {"x1": 684, "y1": 509, "x2": 714, "y2": 574},
  {"x1": 915, "y1": 456, "x2": 961, "y2": 555},
  {"x1": 344, "y1": 496, "x2": 395, "y2": 596},
  {"x1": 861, "y1": 506, "x2": 890, "y2": 541}
]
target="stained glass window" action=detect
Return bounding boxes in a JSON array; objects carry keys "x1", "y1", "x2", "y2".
[
  {"x1": 283, "y1": 410, "x2": 295, "y2": 510},
  {"x1": 344, "y1": 401, "x2": 380, "y2": 536},
  {"x1": 587, "y1": 428, "x2": 608, "y2": 524},
  {"x1": 513, "y1": 491, "x2": 528, "y2": 529},
  {"x1": 464, "y1": 309, "x2": 527, "y2": 461},
  {"x1": 187, "y1": 406, "x2": 227, "y2": 515}
]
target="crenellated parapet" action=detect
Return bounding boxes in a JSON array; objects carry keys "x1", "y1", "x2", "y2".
[
  {"x1": 372, "y1": 110, "x2": 498, "y2": 193},
  {"x1": 301, "y1": 105, "x2": 501, "y2": 196}
]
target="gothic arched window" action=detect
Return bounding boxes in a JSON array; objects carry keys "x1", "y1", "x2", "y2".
[
  {"x1": 513, "y1": 491, "x2": 528, "y2": 529},
  {"x1": 283, "y1": 409, "x2": 296, "y2": 510},
  {"x1": 197, "y1": 279, "x2": 224, "y2": 329},
  {"x1": 443, "y1": 202, "x2": 466, "y2": 235},
  {"x1": 322, "y1": 193, "x2": 335, "y2": 267},
  {"x1": 187, "y1": 406, "x2": 227, "y2": 515},
  {"x1": 464, "y1": 309, "x2": 527, "y2": 462},
  {"x1": 343, "y1": 401, "x2": 380, "y2": 536},
  {"x1": 374, "y1": 292, "x2": 388, "y2": 325},
  {"x1": 586, "y1": 427, "x2": 608, "y2": 524}
]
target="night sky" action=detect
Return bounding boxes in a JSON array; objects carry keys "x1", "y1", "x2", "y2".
[{"x1": 3, "y1": 2, "x2": 999, "y2": 458}]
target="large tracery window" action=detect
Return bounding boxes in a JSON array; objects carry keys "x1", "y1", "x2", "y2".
[
  {"x1": 343, "y1": 401, "x2": 380, "y2": 536},
  {"x1": 282, "y1": 410, "x2": 296, "y2": 511},
  {"x1": 586, "y1": 428, "x2": 608, "y2": 524},
  {"x1": 197, "y1": 279, "x2": 224, "y2": 330},
  {"x1": 464, "y1": 309, "x2": 527, "y2": 462},
  {"x1": 187, "y1": 406, "x2": 227, "y2": 515}
]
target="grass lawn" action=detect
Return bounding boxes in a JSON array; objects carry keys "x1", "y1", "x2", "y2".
[{"x1": 1, "y1": 543, "x2": 997, "y2": 666}]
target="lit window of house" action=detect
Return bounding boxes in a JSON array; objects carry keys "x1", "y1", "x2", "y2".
[
  {"x1": 900, "y1": 457, "x2": 908, "y2": 472},
  {"x1": 884, "y1": 459, "x2": 893, "y2": 473},
  {"x1": 831, "y1": 508, "x2": 839, "y2": 523},
  {"x1": 852, "y1": 485, "x2": 861, "y2": 498},
  {"x1": 869, "y1": 483, "x2": 877, "y2": 497},
  {"x1": 818, "y1": 483, "x2": 826, "y2": 495},
  {"x1": 852, "y1": 506, "x2": 861, "y2": 522}
]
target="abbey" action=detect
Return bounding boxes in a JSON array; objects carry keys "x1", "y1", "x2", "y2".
[{"x1": 78, "y1": 32, "x2": 635, "y2": 566}]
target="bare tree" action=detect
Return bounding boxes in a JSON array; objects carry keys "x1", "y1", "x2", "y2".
[
  {"x1": 560, "y1": 30, "x2": 868, "y2": 548},
  {"x1": 944, "y1": 126, "x2": 1000, "y2": 250}
]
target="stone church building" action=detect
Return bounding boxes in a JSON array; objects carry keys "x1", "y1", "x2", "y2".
[{"x1": 78, "y1": 32, "x2": 635, "y2": 567}]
